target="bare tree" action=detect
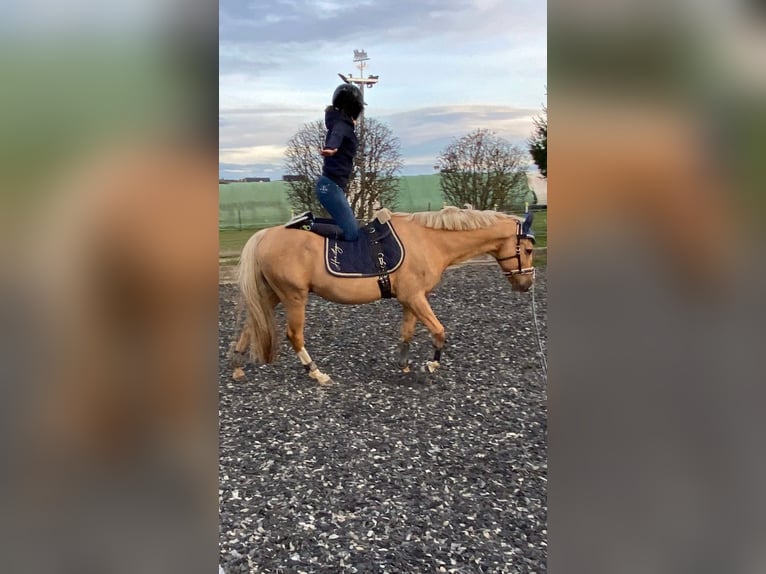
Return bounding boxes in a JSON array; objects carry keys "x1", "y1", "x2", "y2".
[
  {"x1": 436, "y1": 128, "x2": 527, "y2": 211},
  {"x1": 283, "y1": 117, "x2": 402, "y2": 219},
  {"x1": 349, "y1": 117, "x2": 402, "y2": 218},
  {"x1": 284, "y1": 120, "x2": 326, "y2": 215}
]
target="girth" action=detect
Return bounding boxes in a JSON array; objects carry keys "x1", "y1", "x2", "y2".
[{"x1": 365, "y1": 222, "x2": 392, "y2": 298}]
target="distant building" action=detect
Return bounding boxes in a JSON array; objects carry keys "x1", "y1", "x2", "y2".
[
  {"x1": 243, "y1": 177, "x2": 271, "y2": 183},
  {"x1": 282, "y1": 174, "x2": 306, "y2": 182}
]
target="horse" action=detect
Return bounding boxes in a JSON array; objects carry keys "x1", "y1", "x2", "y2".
[{"x1": 232, "y1": 206, "x2": 536, "y2": 384}]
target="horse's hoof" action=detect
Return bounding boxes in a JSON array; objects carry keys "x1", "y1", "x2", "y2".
[
  {"x1": 419, "y1": 361, "x2": 440, "y2": 374},
  {"x1": 228, "y1": 346, "x2": 247, "y2": 369},
  {"x1": 309, "y1": 369, "x2": 333, "y2": 385},
  {"x1": 232, "y1": 367, "x2": 247, "y2": 381},
  {"x1": 402, "y1": 365, "x2": 411, "y2": 373}
]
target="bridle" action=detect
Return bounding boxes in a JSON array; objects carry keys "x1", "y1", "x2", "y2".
[{"x1": 496, "y1": 219, "x2": 535, "y2": 277}]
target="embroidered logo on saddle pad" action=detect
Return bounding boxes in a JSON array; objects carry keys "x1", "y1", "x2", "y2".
[{"x1": 324, "y1": 218, "x2": 405, "y2": 277}]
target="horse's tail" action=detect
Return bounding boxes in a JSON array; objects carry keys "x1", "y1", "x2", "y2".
[{"x1": 237, "y1": 229, "x2": 279, "y2": 363}]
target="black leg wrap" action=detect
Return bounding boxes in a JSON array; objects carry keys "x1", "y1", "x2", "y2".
[
  {"x1": 398, "y1": 342, "x2": 410, "y2": 368},
  {"x1": 303, "y1": 361, "x2": 318, "y2": 373},
  {"x1": 432, "y1": 347, "x2": 442, "y2": 363}
]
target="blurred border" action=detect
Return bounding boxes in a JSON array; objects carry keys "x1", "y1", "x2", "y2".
[
  {"x1": 0, "y1": 1, "x2": 219, "y2": 573},
  {"x1": 549, "y1": 1, "x2": 766, "y2": 573}
]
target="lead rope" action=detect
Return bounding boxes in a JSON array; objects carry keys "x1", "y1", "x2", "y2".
[{"x1": 529, "y1": 269, "x2": 548, "y2": 381}]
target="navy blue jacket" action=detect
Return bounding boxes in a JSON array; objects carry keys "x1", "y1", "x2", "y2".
[{"x1": 322, "y1": 106, "x2": 357, "y2": 190}]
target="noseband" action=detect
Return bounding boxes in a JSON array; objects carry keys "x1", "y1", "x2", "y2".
[{"x1": 496, "y1": 219, "x2": 535, "y2": 277}]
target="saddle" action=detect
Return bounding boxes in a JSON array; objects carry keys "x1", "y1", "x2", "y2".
[
  {"x1": 322, "y1": 217, "x2": 403, "y2": 270},
  {"x1": 284, "y1": 211, "x2": 405, "y2": 297}
]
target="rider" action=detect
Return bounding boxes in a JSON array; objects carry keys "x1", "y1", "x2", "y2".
[{"x1": 285, "y1": 83, "x2": 364, "y2": 241}]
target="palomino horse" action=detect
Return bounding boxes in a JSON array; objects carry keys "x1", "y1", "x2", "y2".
[{"x1": 233, "y1": 206, "x2": 536, "y2": 384}]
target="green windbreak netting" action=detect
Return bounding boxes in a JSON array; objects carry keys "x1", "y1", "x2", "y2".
[
  {"x1": 218, "y1": 175, "x2": 537, "y2": 229},
  {"x1": 219, "y1": 181, "x2": 294, "y2": 230}
]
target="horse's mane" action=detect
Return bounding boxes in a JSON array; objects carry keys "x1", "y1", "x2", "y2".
[{"x1": 374, "y1": 206, "x2": 511, "y2": 231}]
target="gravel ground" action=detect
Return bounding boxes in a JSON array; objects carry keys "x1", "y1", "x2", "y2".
[{"x1": 219, "y1": 264, "x2": 547, "y2": 573}]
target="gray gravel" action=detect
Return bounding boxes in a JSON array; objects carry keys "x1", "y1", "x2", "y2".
[{"x1": 219, "y1": 264, "x2": 547, "y2": 573}]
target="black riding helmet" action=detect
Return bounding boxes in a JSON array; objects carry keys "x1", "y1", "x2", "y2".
[{"x1": 332, "y1": 83, "x2": 364, "y2": 120}]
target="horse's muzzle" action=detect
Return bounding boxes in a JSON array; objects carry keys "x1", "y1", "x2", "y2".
[
  {"x1": 508, "y1": 268, "x2": 535, "y2": 292},
  {"x1": 510, "y1": 279, "x2": 532, "y2": 292}
]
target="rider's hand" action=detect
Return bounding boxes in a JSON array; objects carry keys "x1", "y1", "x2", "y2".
[{"x1": 320, "y1": 148, "x2": 338, "y2": 157}]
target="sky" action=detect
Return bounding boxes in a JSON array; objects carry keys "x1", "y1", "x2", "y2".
[{"x1": 219, "y1": 0, "x2": 546, "y2": 178}]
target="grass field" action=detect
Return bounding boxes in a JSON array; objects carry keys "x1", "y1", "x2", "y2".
[
  {"x1": 219, "y1": 228, "x2": 265, "y2": 255},
  {"x1": 531, "y1": 209, "x2": 547, "y2": 266},
  {"x1": 220, "y1": 209, "x2": 547, "y2": 264}
]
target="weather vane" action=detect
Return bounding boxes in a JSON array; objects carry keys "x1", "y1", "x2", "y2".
[{"x1": 337, "y1": 49, "x2": 379, "y2": 90}]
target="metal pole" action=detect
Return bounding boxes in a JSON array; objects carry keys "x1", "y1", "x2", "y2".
[
  {"x1": 342, "y1": 50, "x2": 378, "y2": 218},
  {"x1": 359, "y1": 78, "x2": 365, "y2": 217}
]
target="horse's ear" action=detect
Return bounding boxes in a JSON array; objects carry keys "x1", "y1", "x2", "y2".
[{"x1": 522, "y1": 211, "x2": 534, "y2": 235}]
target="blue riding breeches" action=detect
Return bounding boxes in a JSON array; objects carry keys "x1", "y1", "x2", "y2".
[{"x1": 315, "y1": 175, "x2": 359, "y2": 241}]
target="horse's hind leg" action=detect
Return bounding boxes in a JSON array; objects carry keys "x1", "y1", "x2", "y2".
[
  {"x1": 229, "y1": 328, "x2": 250, "y2": 381},
  {"x1": 230, "y1": 290, "x2": 279, "y2": 381},
  {"x1": 398, "y1": 306, "x2": 418, "y2": 373},
  {"x1": 284, "y1": 298, "x2": 334, "y2": 385},
  {"x1": 407, "y1": 295, "x2": 446, "y2": 373}
]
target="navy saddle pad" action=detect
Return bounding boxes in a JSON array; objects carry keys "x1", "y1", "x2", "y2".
[{"x1": 321, "y1": 218, "x2": 405, "y2": 277}]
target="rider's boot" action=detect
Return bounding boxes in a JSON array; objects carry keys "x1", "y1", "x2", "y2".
[{"x1": 284, "y1": 211, "x2": 314, "y2": 230}]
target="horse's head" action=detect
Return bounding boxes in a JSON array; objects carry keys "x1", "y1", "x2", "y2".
[{"x1": 496, "y1": 211, "x2": 536, "y2": 292}]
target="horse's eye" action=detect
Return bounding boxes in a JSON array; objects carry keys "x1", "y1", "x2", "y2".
[{"x1": 526, "y1": 248, "x2": 534, "y2": 256}]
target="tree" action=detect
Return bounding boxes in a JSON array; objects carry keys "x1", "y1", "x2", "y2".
[
  {"x1": 529, "y1": 104, "x2": 547, "y2": 178},
  {"x1": 283, "y1": 116, "x2": 402, "y2": 219},
  {"x1": 436, "y1": 128, "x2": 528, "y2": 211},
  {"x1": 284, "y1": 120, "x2": 326, "y2": 215},
  {"x1": 350, "y1": 117, "x2": 402, "y2": 218}
]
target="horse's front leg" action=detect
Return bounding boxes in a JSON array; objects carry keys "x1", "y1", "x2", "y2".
[
  {"x1": 284, "y1": 298, "x2": 334, "y2": 385},
  {"x1": 398, "y1": 306, "x2": 418, "y2": 373},
  {"x1": 407, "y1": 295, "x2": 446, "y2": 374}
]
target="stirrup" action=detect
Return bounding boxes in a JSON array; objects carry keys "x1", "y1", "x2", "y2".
[{"x1": 284, "y1": 211, "x2": 313, "y2": 230}]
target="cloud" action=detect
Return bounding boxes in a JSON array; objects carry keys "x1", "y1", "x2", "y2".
[
  {"x1": 219, "y1": 104, "x2": 539, "y2": 177},
  {"x1": 220, "y1": 162, "x2": 283, "y2": 178},
  {"x1": 220, "y1": 0, "x2": 447, "y2": 45},
  {"x1": 219, "y1": 144, "x2": 287, "y2": 165},
  {"x1": 218, "y1": 107, "x2": 322, "y2": 157},
  {"x1": 383, "y1": 105, "x2": 536, "y2": 140},
  {"x1": 220, "y1": 0, "x2": 544, "y2": 50},
  {"x1": 220, "y1": 29, "x2": 546, "y2": 113},
  {"x1": 218, "y1": 0, "x2": 546, "y2": 178}
]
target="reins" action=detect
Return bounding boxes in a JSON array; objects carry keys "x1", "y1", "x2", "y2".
[
  {"x1": 496, "y1": 215, "x2": 546, "y2": 381},
  {"x1": 529, "y1": 271, "x2": 548, "y2": 381}
]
